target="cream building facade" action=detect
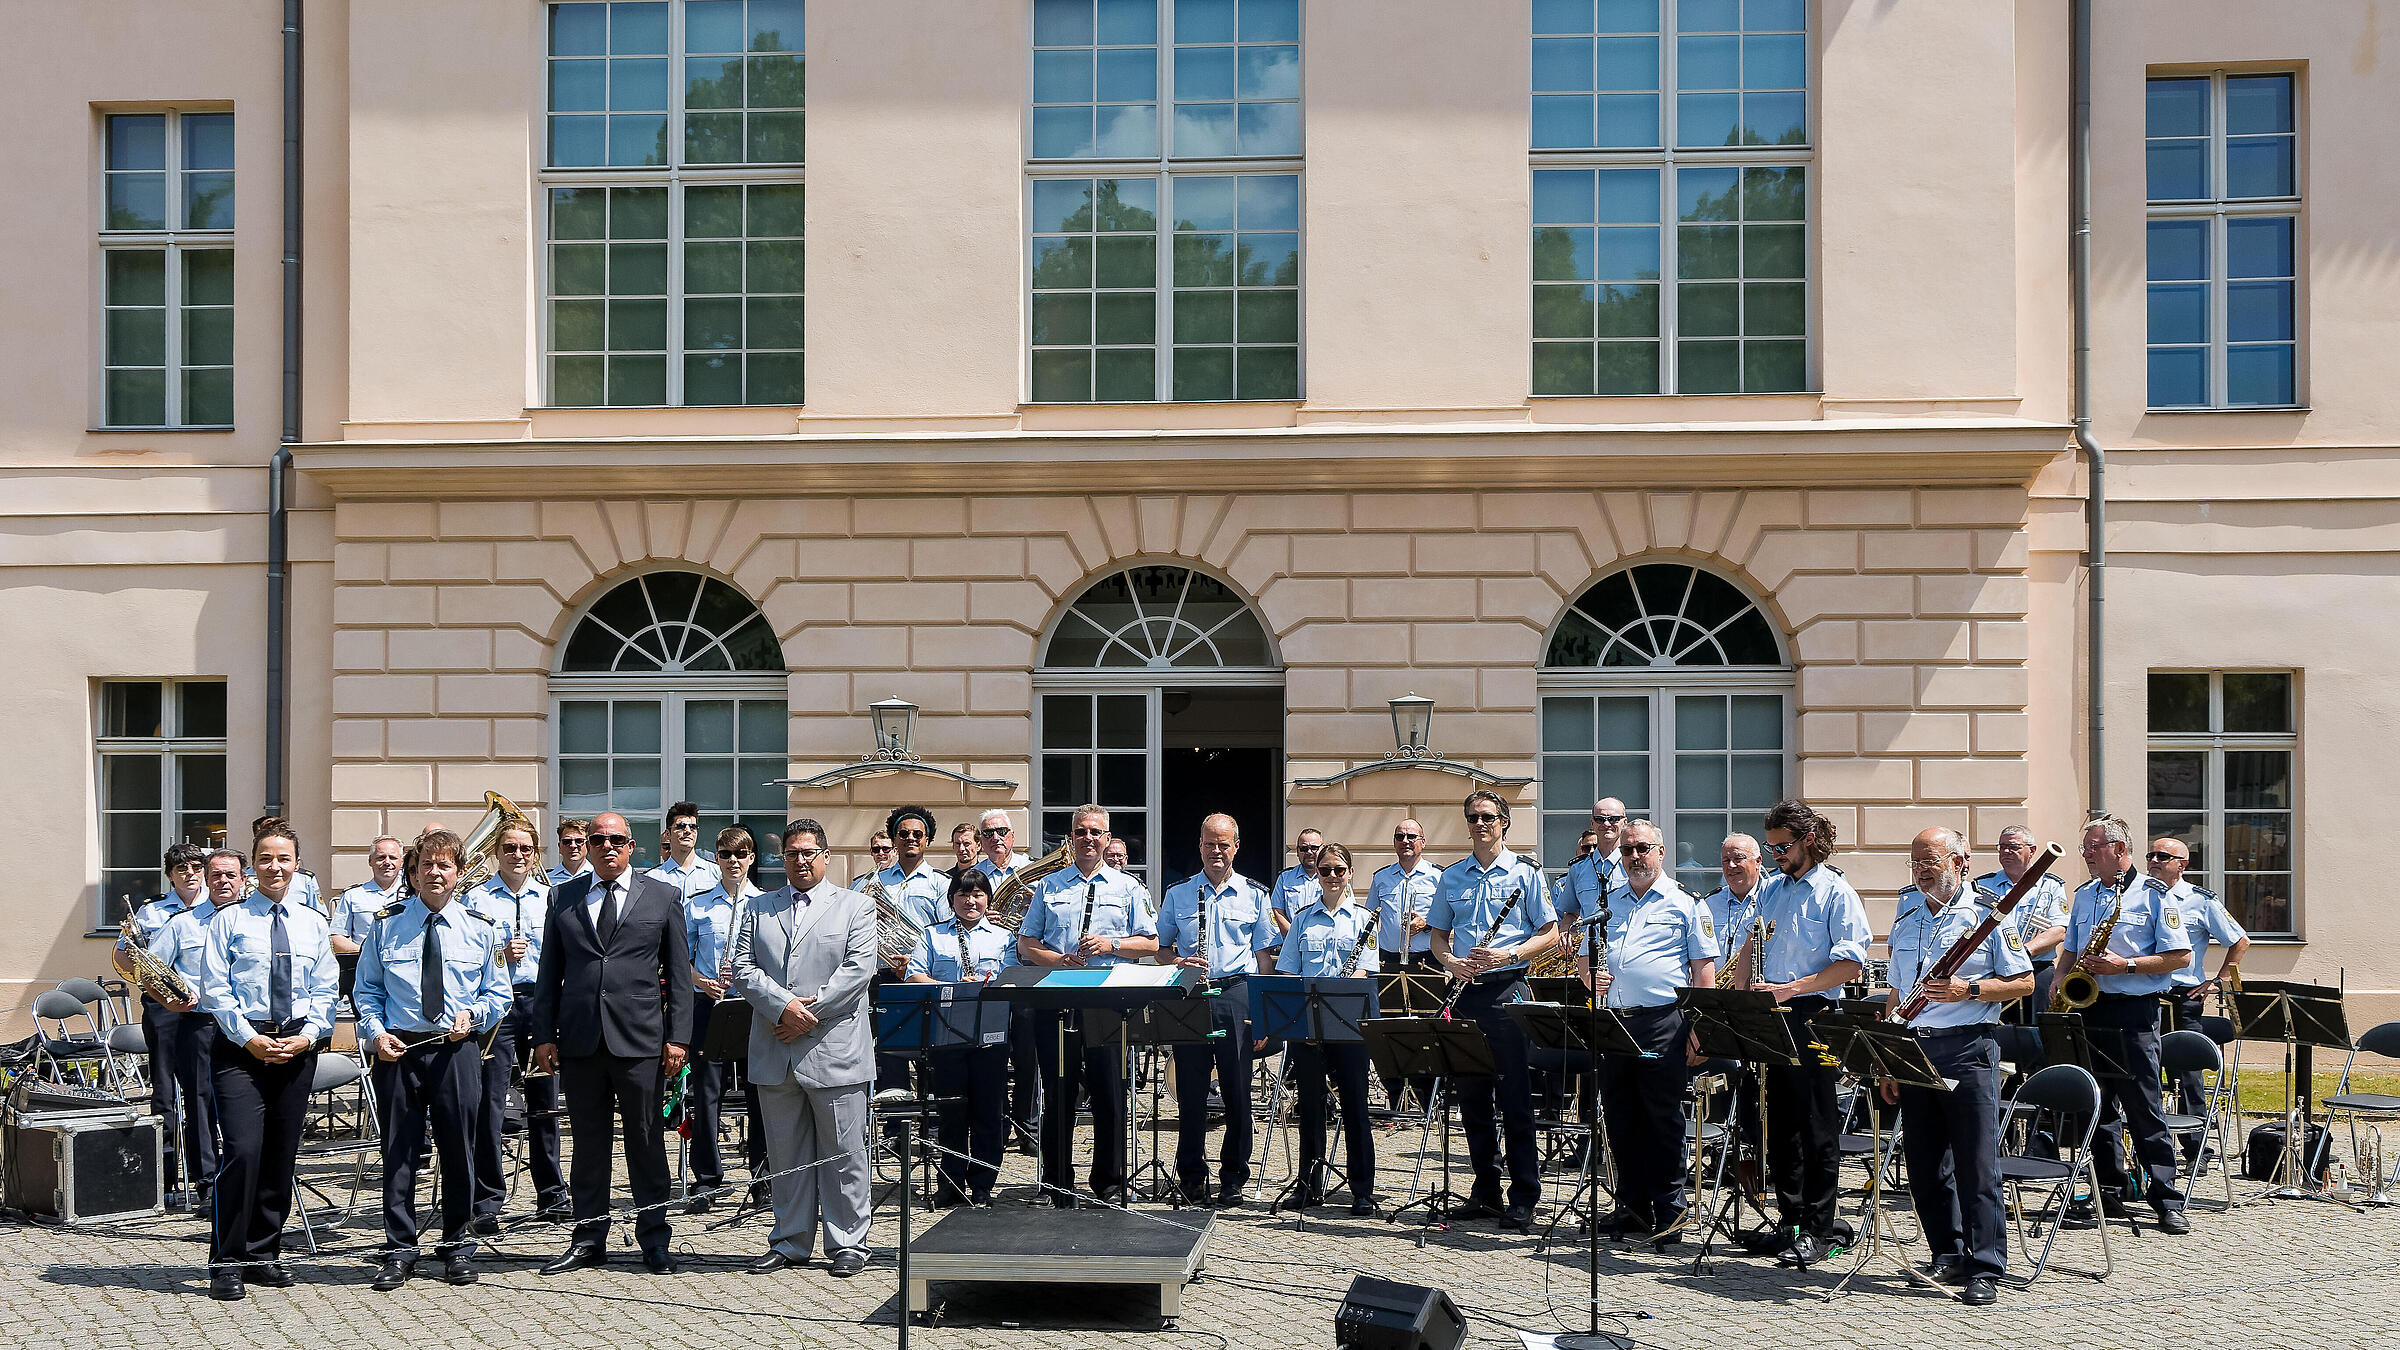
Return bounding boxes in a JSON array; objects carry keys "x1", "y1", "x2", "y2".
[{"x1": 5, "y1": 1, "x2": 2390, "y2": 1021}]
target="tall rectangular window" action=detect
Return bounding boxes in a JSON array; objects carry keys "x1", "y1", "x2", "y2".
[
  {"x1": 1530, "y1": 0, "x2": 1811, "y2": 395},
  {"x1": 95, "y1": 680, "x2": 228, "y2": 928},
  {"x1": 543, "y1": 0, "x2": 805, "y2": 406},
  {"x1": 2147, "y1": 670, "x2": 2297, "y2": 936},
  {"x1": 99, "y1": 111, "x2": 234, "y2": 428},
  {"x1": 2145, "y1": 72, "x2": 2299, "y2": 409},
  {"x1": 1027, "y1": 0, "x2": 1302, "y2": 403}
]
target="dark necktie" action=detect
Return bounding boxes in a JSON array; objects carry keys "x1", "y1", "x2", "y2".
[
  {"x1": 598, "y1": 878, "x2": 620, "y2": 943},
  {"x1": 267, "y1": 903, "x2": 292, "y2": 1026},
  {"x1": 422, "y1": 912, "x2": 446, "y2": 1024}
]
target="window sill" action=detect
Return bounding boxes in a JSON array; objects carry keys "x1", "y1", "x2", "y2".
[
  {"x1": 2243, "y1": 935, "x2": 2304, "y2": 945},
  {"x1": 87, "y1": 425, "x2": 236, "y2": 434},
  {"x1": 84, "y1": 929, "x2": 122, "y2": 941},
  {"x1": 2140, "y1": 406, "x2": 2310, "y2": 415}
]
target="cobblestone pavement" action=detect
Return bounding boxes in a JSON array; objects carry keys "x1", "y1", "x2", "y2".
[{"x1": 5, "y1": 1115, "x2": 2397, "y2": 1350}]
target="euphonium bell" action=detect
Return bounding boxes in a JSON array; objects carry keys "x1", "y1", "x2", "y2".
[{"x1": 456, "y1": 790, "x2": 535, "y2": 892}]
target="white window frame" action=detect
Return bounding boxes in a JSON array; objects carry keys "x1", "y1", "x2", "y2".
[
  {"x1": 550, "y1": 677, "x2": 792, "y2": 884},
  {"x1": 2143, "y1": 69, "x2": 2303, "y2": 411},
  {"x1": 537, "y1": 0, "x2": 806, "y2": 409},
  {"x1": 2145, "y1": 669, "x2": 2300, "y2": 938},
  {"x1": 1022, "y1": 0, "x2": 1307, "y2": 404},
  {"x1": 97, "y1": 109, "x2": 235, "y2": 429},
  {"x1": 93, "y1": 679, "x2": 228, "y2": 931},
  {"x1": 1527, "y1": 1, "x2": 1816, "y2": 396}
]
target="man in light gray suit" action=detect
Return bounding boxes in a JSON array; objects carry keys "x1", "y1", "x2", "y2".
[{"x1": 730, "y1": 817, "x2": 879, "y2": 1278}]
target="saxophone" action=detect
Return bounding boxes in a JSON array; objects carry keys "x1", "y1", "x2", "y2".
[
  {"x1": 2050, "y1": 871, "x2": 2132, "y2": 1012},
  {"x1": 114, "y1": 915, "x2": 194, "y2": 1005}
]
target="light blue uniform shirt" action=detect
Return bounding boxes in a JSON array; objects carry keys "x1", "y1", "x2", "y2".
[
  {"x1": 646, "y1": 852, "x2": 724, "y2": 904},
  {"x1": 1158, "y1": 871, "x2": 1275, "y2": 979},
  {"x1": 2157, "y1": 878, "x2": 2244, "y2": 988},
  {"x1": 1702, "y1": 883, "x2": 1766, "y2": 953},
  {"x1": 1275, "y1": 899, "x2": 1380, "y2": 978},
  {"x1": 909, "y1": 918, "x2": 1017, "y2": 983},
  {"x1": 153, "y1": 898, "x2": 219, "y2": 989},
  {"x1": 1973, "y1": 870, "x2": 2070, "y2": 957},
  {"x1": 1269, "y1": 864, "x2": 1319, "y2": 918},
  {"x1": 1887, "y1": 887, "x2": 2033, "y2": 1029},
  {"x1": 332, "y1": 875, "x2": 404, "y2": 943},
  {"x1": 1427, "y1": 848, "x2": 1556, "y2": 976},
  {"x1": 876, "y1": 861, "x2": 952, "y2": 931},
  {"x1": 1020, "y1": 865, "x2": 1157, "y2": 969},
  {"x1": 682, "y1": 883, "x2": 743, "y2": 982},
  {"x1": 1368, "y1": 859, "x2": 1443, "y2": 955},
  {"x1": 1754, "y1": 864, "x2": 1872, "y2": 987},
  {"x1": 464, "y1": 874, "x2": 550, "y2": 986},
  {"x1": 972, "y1": 854, "x2": 1024, "y2": 889},
  {"x1": 543, "y1": 861, "x2": 591, "y2": 888},
  {"x1": 1559, "y1": 851, "x2": 1624, "y2": 921},
  {"x1": 202, "y1": 894, "x2": 340, "y2": 1043},
  {"x1": 1596, "y1": 877, "x2": 1718, "y2": 1009},
  {"x1": 132, "y1": 891, "x2": 204, "y2": 947},
  {"x1": 2067, "y1": 872, "x2": 2192, "y2": 996},
  {"x1": 353, "y1": 898, "x2": 512, "y2": 1042}
]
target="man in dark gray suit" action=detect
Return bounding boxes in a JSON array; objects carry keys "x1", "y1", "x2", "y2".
[
  {"x1": 731, "y1": 817, "x2": 878, "y2": 1277},
  {"x1": 530, "y1": 810, "x2": 694, "y2": 1275}
]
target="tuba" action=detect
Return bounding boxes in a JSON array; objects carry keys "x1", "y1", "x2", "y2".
[
  {"x1": 114, "y1": 916, "x2": 194, "y2": 1005},
  {"x1": 857, "y1": 875, "x2": 924, "y2": 967},
  {"x1": 1528, "y1": 869, "x2": 1586, "y2": 978},
  {"x1": 455, "y1": 790, "x2": 535, "y2": 892},
  {"x1": 991, "y1": 843, "x2": 1071, "y2": 932},
  {"x1": 2049, "y1": 871, "x2": 2132, "y2": 1013}
]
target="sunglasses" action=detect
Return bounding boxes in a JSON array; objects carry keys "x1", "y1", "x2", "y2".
[
  {"x1": 557, "y1": 837, "x2": 587, "y2": 847},
  {"x1": 719, "y1": 848, "x2": 754, "y2": 859},
  {"x1": 1590, "y1": 813, "x2": 1626, "y2": 826},
  {"x1": 2146, "y1": 851, "x2": 2185, "y2": 863},
  {"x1": 869, "y1": 843, "x2": 896, "y2": 852},
  {"x1": 1393, "y1": 832, "x2": 1422, "y2": 841},
  {"x1": 1465, "y1": 812, "x2": 1503, "y2": 825},
  {"x1": 499, "y1": 843, "x2": 540, "y2": 855},
  {"x1": 893, "y1": 829, "x2": 928, "y2": 840},
  {"x1": 1763, "y1": 839, "x2": 1795, "y2": 855},
  {"x1": 1619, "y1": 842, "x2": 1661, "y2": 856},
  {"x1": 979, "y1": 826, "x2": 1010, "y2": 837},
  {"x1": 1319, "y1": 865, "x2": 1351, "y2": 877},
  {"x1": 586, "y1": 833, "x2": 631, "y2": 848},
  {"x1": 667, "y1": 820, "x2": 698, "y2": 831}
]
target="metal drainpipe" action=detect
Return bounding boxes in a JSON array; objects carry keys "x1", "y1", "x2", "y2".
[
  {"x1": 268, "y1": 0, "x2": 301, "y2": 817},
  {"x1": 2071, "y1": 0, "x2": 2103, "y2": 809}
]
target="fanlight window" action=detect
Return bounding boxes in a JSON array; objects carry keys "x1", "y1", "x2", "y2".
[
  {"x1": 561, "y1": 572, "x2": 783, "y2": 673},
  {"x1": 1042, "y1": 565, "x2": 1273, "y2": 670},
  {"x1": 1546, "y1": 563, "x2": 1782, "y2": 668}
]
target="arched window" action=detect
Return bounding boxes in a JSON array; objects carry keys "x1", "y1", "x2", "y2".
[
  {"x1": 1539, "y1": 562, "x2": 1792, "y2": 896},
  {"x1": 1034, "y1": 564, "x2": 1281, "y2": 892},
  {"x1": 553, "y1": 571, "x2": 788, "y2": 885}
]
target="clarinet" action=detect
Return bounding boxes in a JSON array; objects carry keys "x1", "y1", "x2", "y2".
[
  {"x1": 1198, "y1": 875, "x2": 1215, "y2": 976},
  {"x1": 1078, "y1": 877, "x2": 1100, "y2": 962},
  {"x1": 1341, "y1": 887, "x2": 1383, "y2": 978},
  {"x1": 1440, "y1": 883, "x2": 1525, "y2": 1014}
]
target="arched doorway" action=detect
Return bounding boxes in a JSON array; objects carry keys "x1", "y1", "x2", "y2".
[
  {"x1": 1035, "y1": 563, "x2": 1282, "y2": 895},
  {"x1": 1537, "y1": 560, "x2": 1793, "y2": 896},
  {"x1": 551, "y1": 569, "x2": 789, "y2": 884}
]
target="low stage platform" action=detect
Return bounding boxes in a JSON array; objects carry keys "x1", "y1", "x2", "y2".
[{"x1": 905, "y1": 1205, "x2": 1213, "y2": 1326}]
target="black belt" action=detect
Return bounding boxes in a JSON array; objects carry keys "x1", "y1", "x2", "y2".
[
  {"x1": 246, "y1": 1016, "x2": 309, "y2": 1036},
  {"x1": 2092, "y1": 991, "x2": 2159, "y2": 1004},
  {"x1": 1912, "y1": 1023, "x2": 1998, "y2": 1040}
]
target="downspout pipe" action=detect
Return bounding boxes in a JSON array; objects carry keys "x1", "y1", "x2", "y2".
[
  {"x1": 268, "y1": 0, "x2": 301, "y2": 818},
  {"x1": 2071, "y1": 0, "x2": 2103, "y2": 809}
]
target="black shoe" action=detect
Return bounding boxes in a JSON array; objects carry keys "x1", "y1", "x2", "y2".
[
  {"x1": 828, "y1": 1248, "x2": 867, "y2": 1278},
  {"x1": 1961, "y1": 1275, "x2": 1999, "y2": 1306},
  {"x1": 747, "y1": 1251, "x2": 801, "y2": 1275},
  {"x1": 537, "y1": 1200, "x2": 575, "y2": 1221},
  {"x1": 209, "y1": 1270, "x2": 245, "y2": 1301},
  {"x1": 1289, "y1": 1187, "x2": 1323, "y2": 1210},
  {"x1": 1179, "y1": 1185, "x2": 1210, "y2": 1207},
  {"x1": 1214, "y1": 1188, "x2": 1247, "y2": 1209},
  {"x1": 441, "y1": 1252, "x2": 477, "y2": 1286},
  {"x1": 642, "y1": 1251, "x2": 679, "y2": 1276},
  {"x1": 502, "y1": 1116, "x2": 526, "y2": 1135},
  {"x1": 1777, "y1": 1231, "x2": 1822, "y2": 1268},
  {"x1": 540, "y1": 1243, "x2": 607, "y2": 1276},
  {"x1": 471, "y1": 1214, "x2": 501, "y2": 1237},
  {"x1": 1926, "y1": 1258, "x2": 1967, "y2": 1287},
  {"x1": 371, "y1": 1259, "x2": 414, "y2": 1292},
  {"x1": 1589, "y1": 1208, "x2": 1644, "y2": 1237},
  {"x1": 247, "y1": 1262, "x2": 295, "y2": 1289},
  {"x1": 192, "y1": 1186, "x2": 213, "y2": 1215},
  {"x1": 684, "y1": 1194, "x2": 715, "y2": 1215},
  {"x1": 1097, "y1": 1185, "x2": 1130, "y2": 1207},
  {"x1": 1451, "y1": 1196, "x2": 1505, "y2": 1222},
  {"x1": 970, "y1": 1193, "x2": 993, "y2": 1207},
  {"x1": 1350, "y1": 1199, "x2": 1379, "y2": 1218},
  {"x1": 2154, "y1": 1207, "x2": 2190, "y2": 1235},
  {"x1": 1501, "y1": 1204, "x2": 1534, "y2": 1233},
  {"x1": 1740, "y1": 1226, "x2": 1793, "y2": 1255},
  {"x1": 1826, "y1": 1218, "x2": 1856, "y2": 1246}
]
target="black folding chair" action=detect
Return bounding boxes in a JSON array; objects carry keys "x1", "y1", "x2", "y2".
[
  {"x1": 29, "y1": 987, "x2": 120, "y2": 1091},
  {"x1": 2318, "y1": 1021, "x2": 2400, "y2": 1204},
  {"x1": 1997, "y1": 1063, "x2": 2112, "y2": 1286},
  {"x1": 2159, "y1": 1029, "x2": 2234, "y2": 1211}
]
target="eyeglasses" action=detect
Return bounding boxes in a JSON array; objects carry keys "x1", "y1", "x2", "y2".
[
  {"x1": 1465, "y1": 812, "x2": 1503, "y2": 825},
  {"x1": 1071, "y1": 827, "x2": 1109, "y2": 838},
  {"x1": 586, "y1": 833, "x2": 631, "y2": 849},
  {"x1": 1590, "y1": 813, "x2": 1626, "y2": 826},
  {"x1": 2146, "y1": 851, "x2": 2185, "y2": 863},
  {"x1": 979, "y1": 826, "x2": 1009, "y2": 837},
  {"x1": 1763, "y1": 839, "x2": 1794, "y2": 855},
  {"x1": 783, "y1": 847, "x2": 828, "y2": 863},
  {"x1": 498, "y1": 843, "x2": 540, "y2": 855},
  {"x1": 1619, "y1": 842, "x2": 1661, "y2": 856},
  {"x1": 1393, "y1": 832, "x2": 1422, "y2": 841}
]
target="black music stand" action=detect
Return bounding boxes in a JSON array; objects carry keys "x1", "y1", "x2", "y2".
[
  {"x1": 698, "y1": 998, "x2": 773, "y2": 1230},
  {"x1": 1372, "y1": 973, "x2": 1449, "y2": 1121},
  {"x1": 1252, "y1": 976, "x2": 1379, "y2": 1225},
  {"x1": 1364, "y1": 1016, "x2": 1496, "y2": 1246},
  {"x1": 1810, "y1": 1014, "x2": 1951, "y2": 1298},
  {"x1": 1510, "y1": 1000, "x2": 1647, "y2": 1350},
  {"x1": 2231, "y1": 979, "x2": 2353, "y2": 1205},
  {"x1": 1129, "y1": 997, "x2": 1224, "y2": 1204},
  {"x1": 1677, "y1": 986, "x2": 1801, "y2": 1273}
]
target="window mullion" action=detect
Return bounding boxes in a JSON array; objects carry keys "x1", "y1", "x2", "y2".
[
  {"x1": 1156, "y1": 170, "x2": 1172, "y2": 402},
  {"x1": 2209, "y1": 212, "x2": 2228, "y2": 408},
  {"x1": 667, "y1": 181, "x2": 685, "y2": 405},
  {"x1": 164, "y1": 245, "x2": 184, "y2": 426}
]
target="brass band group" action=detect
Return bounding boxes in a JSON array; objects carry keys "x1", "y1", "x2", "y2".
[{"x1": 117, "y1": 785, "x2": 2252, "y2": 1311}]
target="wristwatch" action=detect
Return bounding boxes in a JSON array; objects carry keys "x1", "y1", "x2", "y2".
[{"x1": 1967, "y1": 979, "x2": 1983, "y2": 1002}]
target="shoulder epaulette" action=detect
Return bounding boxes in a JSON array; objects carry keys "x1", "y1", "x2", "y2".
[
  {"x1": 2188, "y1": 883, "x2": 2216, "y2": 902},
  {"x1": 1826, "y1": 863, "x2": 1844, "y2": 876},
  {"x1": 458, "y1": 905, "x2": 496, "y2": 925},
  {"x1": 374, "y1": 899, "x2": 407, "y2": 920}
]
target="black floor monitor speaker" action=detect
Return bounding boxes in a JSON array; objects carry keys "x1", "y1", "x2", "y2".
[{"x1": 1335, "y1": 1275, "x2": 1465, "y2": 1350}]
